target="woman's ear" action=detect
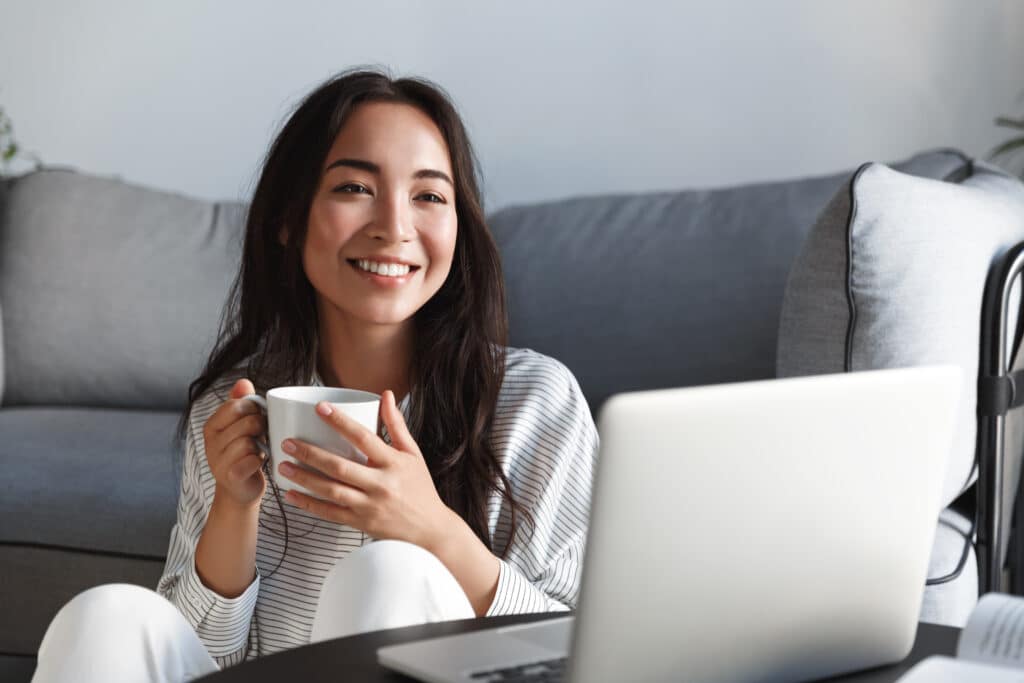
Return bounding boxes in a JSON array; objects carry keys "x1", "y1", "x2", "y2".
[{"x1": 278, "y1": 226, "x2": 289, "y2": 246}]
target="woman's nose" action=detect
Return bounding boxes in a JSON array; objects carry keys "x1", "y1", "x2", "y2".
[{"x1": 369, "y1": 196, "x2": 413, "y2": 242}]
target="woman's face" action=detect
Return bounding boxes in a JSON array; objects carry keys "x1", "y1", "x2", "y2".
[{"x1": 303, "y1": 101, "x2": 458, "y2": 334}]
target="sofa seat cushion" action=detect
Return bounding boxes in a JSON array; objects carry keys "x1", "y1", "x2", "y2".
[{"x1": 0, "y1": 407, "x2": 181, "y2": 558}]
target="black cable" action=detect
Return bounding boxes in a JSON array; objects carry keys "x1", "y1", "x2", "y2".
[{"x1": 925, "y1": 515, "x2": 976, "y2": 586}]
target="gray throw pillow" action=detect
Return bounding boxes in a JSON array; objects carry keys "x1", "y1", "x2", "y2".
[{"x1": 777, "y1": 160, "x2": 1024, "y2": 511}]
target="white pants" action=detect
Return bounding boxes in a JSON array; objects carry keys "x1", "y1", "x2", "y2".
[{"x1": 32, "y1": 540, "x2": 475, "y2": 683}]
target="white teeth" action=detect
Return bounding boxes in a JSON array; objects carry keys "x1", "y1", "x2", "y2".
[{"x1": 356, "y1": 260, "x2": 411, "y2": 277}]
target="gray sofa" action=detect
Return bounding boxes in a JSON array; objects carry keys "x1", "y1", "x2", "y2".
[{"x1": 0, "y1": 149, "x2": 1007, "y2": 676}]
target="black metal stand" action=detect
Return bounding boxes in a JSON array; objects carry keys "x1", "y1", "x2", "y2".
[{"x1": 977, "y1": 242, "x2": 1024, "y2": 594}]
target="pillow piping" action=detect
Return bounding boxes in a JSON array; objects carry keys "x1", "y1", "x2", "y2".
[{"x1": 843, "y1": 163, "x2": 872, "y2": 373}]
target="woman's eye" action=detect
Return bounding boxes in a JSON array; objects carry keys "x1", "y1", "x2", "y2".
[
  {"x1": 333, "y1": 183, "x2": 369, "y2": 194},
  {"x1": 416, "y1": 192, "x2": 445, "y2": 204}
]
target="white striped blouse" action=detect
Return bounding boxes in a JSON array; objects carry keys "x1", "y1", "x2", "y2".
[{"x1": 156, "y1": 346, "x2": 599, "y2": 667}]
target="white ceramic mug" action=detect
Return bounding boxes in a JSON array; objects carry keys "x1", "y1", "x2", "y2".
[{"x1": 241, "y1": 387, "x2": 381, "y2": 496}]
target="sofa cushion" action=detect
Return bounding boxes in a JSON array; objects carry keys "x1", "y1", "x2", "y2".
[
  {"x1": 0, "y1": 169, "x2": 245, "y2": 409},
  {"x1": 488, "y1": 150, "x2": 970, "y2": 413},
  {"x1": 0, "y1": 407, "x2": 180, "y2": 557},
  {"x1": 0, "y1": 653, "x2": 37, "y2": 682},
  {"x1": 776, "y1": 160, "x2": 1024, "y2": 509},
  {"x1": 0, "y1": 545, "x2": 164, "y2": 656}
]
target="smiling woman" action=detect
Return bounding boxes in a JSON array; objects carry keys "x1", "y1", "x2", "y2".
[
  {"x1": 303, "y1": 101, "x2": 458, "y2": 354},
  {"x1": 30, "y1": 68, "x2": 599, "y2": 683}
]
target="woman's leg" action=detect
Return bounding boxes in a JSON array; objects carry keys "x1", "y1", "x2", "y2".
[
  {"x1": 32, "y1": 583, "x2": 219, "y2": 683},
  {"x1": 310, "y1": 540, "x2": 476, "y2": 643}
]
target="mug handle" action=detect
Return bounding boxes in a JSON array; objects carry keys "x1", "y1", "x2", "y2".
[{"x1": 239, "y1": 394, "x2": 271, "y2": 459}]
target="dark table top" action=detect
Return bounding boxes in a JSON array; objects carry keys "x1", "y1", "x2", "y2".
[{"x1": 196, "y1": 613, "x2": 960, "y2": 683}]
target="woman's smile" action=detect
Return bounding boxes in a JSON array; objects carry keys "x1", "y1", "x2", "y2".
[{"x1": 347, "y1": 258, "x2": 422, "y2": 287}]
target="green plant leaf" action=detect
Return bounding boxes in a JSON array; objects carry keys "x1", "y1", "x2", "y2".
[
  {"x1": 2, "y1": 143, "x2": 16, "y2": 161},
  {"x1": 996, "y1": 117, "x2": 1024, "y2": 131},
  {"x1": 991, "y1": 137, "x2": 1024, "y2": 158}
]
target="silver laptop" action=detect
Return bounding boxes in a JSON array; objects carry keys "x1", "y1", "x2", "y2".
[{"x1": 378, "y1": 366, "x2": 962, "y2": 683}]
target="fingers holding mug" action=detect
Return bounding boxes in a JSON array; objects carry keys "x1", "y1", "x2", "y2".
[
  {"x1": 231, "y1": 378, "x2": 256, "y2": 401},
  {"x1": 202, "y1": 379, "x2": 269, "y2": 508},
  {"x1": 227, "y1": 449, "x2": 267, "y2": 488},
  {"x1": 219, "y1": 413, "x2": 268, "y2": 451}
]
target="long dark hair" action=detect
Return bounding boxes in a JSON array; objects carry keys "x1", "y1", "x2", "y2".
[{"x1": 176, "y1": 67, "x2": 526, "y2": 560}]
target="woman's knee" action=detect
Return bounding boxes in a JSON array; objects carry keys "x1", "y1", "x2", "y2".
[
  {"x1": 312, "y1": 541, "x2": 473, "y2": 642},
  {"x1": 335, "y1": 539, "x2": 473, "y2": 613},
  {"x1": 43, "y1": 583, "x2": 181, "y2": 647},
  {"x1": 35, "y1": 584, "x2": 216, "y2": 683},
  {"x1": 58, "y1": 584, "x2": 173, "y2": 623},
  {"x1": 341, "y1": 539, "x2": 448, "y2": 579}
]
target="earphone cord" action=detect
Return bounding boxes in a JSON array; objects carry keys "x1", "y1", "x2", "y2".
[{"x1": 925, "y1": 516, "x2": 976, "y2": 586}]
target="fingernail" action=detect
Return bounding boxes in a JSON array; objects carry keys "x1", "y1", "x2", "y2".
[
  {"x1": 279, "y1": 462, "x2": 294, "y2": 475},
  {"x1": 316, "y1": 402, "x2": 333, "y2": 416},
  {"x1": 282, "y1": 439, "x2": 296, "y2": 453}
]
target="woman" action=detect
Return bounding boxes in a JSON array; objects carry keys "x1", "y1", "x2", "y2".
[{"x1": 32, "y1": 68, "x2": 597, "y2": 682}]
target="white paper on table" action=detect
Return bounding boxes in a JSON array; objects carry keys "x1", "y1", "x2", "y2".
[
  {"x1": 898, "y1": 656, "x2": 1024, "y2": 682},
  {"x1": 958, "y1": 593, "x2": 1024, "y2": 667}
]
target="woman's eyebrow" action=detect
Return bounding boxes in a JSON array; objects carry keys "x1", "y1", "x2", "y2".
[
  {"x1": 413, "y1": 168, "x2": 454, "y2": 187},
  {"x1": 324, "y1": 158, "x2": 453, "y2": 187},
  {"x1": 325, "y1": 158, "x2": 379, "y2": 174}
]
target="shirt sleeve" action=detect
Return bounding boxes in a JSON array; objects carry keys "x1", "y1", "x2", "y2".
[
  {"x1": 485, "y1": 352, "x2": 599, "y2": 616},
  {"x1": 156, "y1": 394, "x2": 260, "y2": 667}
]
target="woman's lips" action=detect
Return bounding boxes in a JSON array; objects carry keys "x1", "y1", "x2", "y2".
[{"x1": 347, "y1": 259, "x2": 420, "y2": 287}]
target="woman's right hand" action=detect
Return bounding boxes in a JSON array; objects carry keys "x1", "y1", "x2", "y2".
[{"x1": 202, "y1": 379, "x2": 268, "y2": 508}]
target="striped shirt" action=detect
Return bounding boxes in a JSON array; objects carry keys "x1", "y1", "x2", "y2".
[{"x1": 156, "y1": 346, "x2": 599, "y2": 667}]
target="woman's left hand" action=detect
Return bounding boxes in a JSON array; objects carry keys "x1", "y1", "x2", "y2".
[{"x1": 278, "y1": 390, "x2": 456, "y2": 550}]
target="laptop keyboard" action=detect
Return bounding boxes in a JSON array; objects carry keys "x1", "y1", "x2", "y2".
[
  {"x1": 468, "y1": 656, "x2": 568, "y2": 681},
  {"x1": 468, "y1": 655, "x2": 569, "y2": 683}
]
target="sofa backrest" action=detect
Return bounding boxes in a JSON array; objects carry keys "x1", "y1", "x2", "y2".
[
  {"x1": 0, "y1": 150, "x2": 970, "y2": 412},
  {"x1": 488, "y1": 149, "x2": 971, "y2": 413},
  {"x1": 0, "y1": 169, "x2": 245, "y2": 410}
]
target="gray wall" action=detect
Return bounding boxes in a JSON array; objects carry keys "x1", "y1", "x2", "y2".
[{"x1": 1, "y1": 0, "x2": 1022, "y2": 209}]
